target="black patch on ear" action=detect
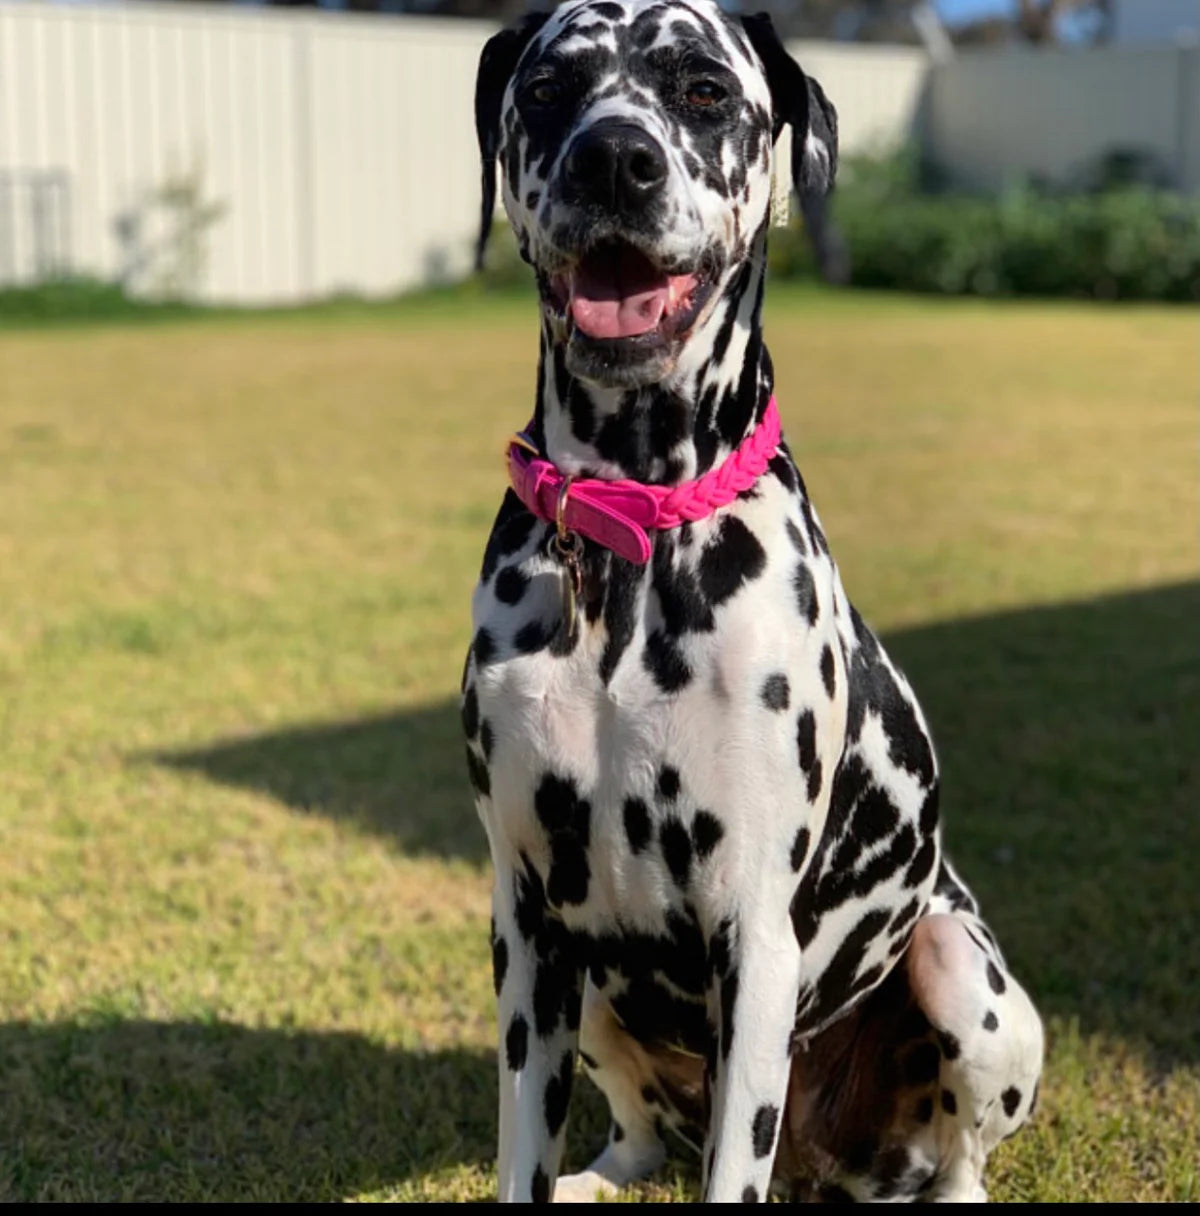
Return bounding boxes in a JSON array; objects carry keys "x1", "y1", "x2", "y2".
[
  {"x1": 474, "y1": 12, "x2": 550, "y2": 271},
  {"x1": 740, "y1": 12, "x2": 838, "y2": 200}
]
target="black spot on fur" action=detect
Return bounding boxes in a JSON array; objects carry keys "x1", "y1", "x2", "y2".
[
  {"x1": 790, "y1": 826, "x2": 810, "y2": 871},
  {"x1": 842, "y1": 608, "x2": 936, "y2": 789},
  {"x1": 792, "y1": 561, "x2": 819, "y2": 626},
  {"x1": 904, "y1": 834, "x2": 937, "y2": 890},
  {"x1": 769, "y1": 452, "x2": 796, "y2": 492},
  {"x1": 480, "y1": 720, "x2": 495, "y2": 760},
  {"x1": 535, "y1": 774, "x2": 592, "y2": 907},
  {"x1": 533, "y1": 948, "x2": 582, "y2": 1038},
  {"x1": 623, "y1": 797, "x2": 651, "y2": 854},
  {"x1": 535, "y1": 774, "x2": 577, "y2": 833},
  {"x1": 761, "y1": 672, "x2": 790, "y2": 711},
  {"x1": 492, "y1": 934, "x2": 508, "y2": 996},
  {"x1": 579, "y1": 1050, "x2": 597, "y2": 1070},
  {"x1": 544, "y1": 1049, "x2": 574, "y2": 1137},
  {"x1": 983, "y1": 1009, "x2": 999, "y2": 1032},
  {"x1": 465, "y1": 746, "x2": 491, "y2": 798},
  {"x1": 806, "y1": 758, "x2": 823, "y2": 802},
  {"x1": 514, "y1": 619, "x2": 550, "y2": 655},
  {"x1": 612, "y1": 1121, "x2": 625, "y2": 1142},
  {"x1": 658, "y1": 766, "x2": 681, "y2": 801},
  {"x1": 1002, "y1": 1086, "x2": 1022, "y2": 1117},
  {"x1": 698, "y1": 516, "x2": 766, "y2": 605},
  {"x1": 941, "y1": 1088, "x2": 958, "y2": 1116},
  {"x1": 889, "y1": 897, "x2": 920, "y2": 935},
  {"x1": 800, "y1": 907, "x2": 890, "y2": 1033},
  {"x1": 796, "y1": 709, "x2": 816, "y2": 772},
  {"x1": 495, "y1": 565, "x2": 529, "y2": 605},
  {"x1": 652, "y1": 536, "x2": 714, "y2": 635},
  {"x1": 547, "y1": 843, "x2": 590, "y2": 906},
  {"x1": 660, "y1": 818, "x2": 692, "y2": 887},
  {"x1": 599, "y1": 560, "x2": 640, "y2": 683},
  {"x1": 751, "y1": 1104, "x2": 778, "y2": 1158},
  {"x1": 919, "y1": 786, "x2": 939, "y2": 834},
  {"x1": 531, "y1": 1165, "x2": 550, "y2": 1203},
  {"x1": 692, "y1": 811, "x2": 725, "y2": 861},
  {"x1": 820, "y1": 644, "x2": 836, "y2": 698},
  {"x1": 741, "y1": 1185, "x2": 759, "y2": 1202},
  {"x1": 915, "y1": 1095, "x2": 934, "y2": 1123},
  {"x1": 938, "y1": 1030, "x2": 962, "y2": 1061},
  {"x1": 461, "y1": 687, "x2": 479, "y2": 739},
  {"x1": 785, "y1": 518, "x2": 807, "y2": 556},
  {"x1": 506, "y1": 1014, "x2": 528, "y2": 1071},
  {"x1": 644, "y1": 630, "x2": 692, "y2": 692},
  {"x1": 987, "y1": 961, "x2": 1007, "y2": 995},
  {"x1": 472, "y1": 626, "x2": 496, "y2": 667},
  {"x1": 640, "y1": 1083, "x2": 660, "y2": 1106},
  {"x1": 480, "y1": 493, "x2": 537, "y2": 583},
  {"x1": 857, "y1": 785, "x2": 901, "y2": 846}
]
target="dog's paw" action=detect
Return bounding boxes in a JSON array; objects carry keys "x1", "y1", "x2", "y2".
[{"x1": 553, "y1": 1170, "x2": 621, "y2": 1203}]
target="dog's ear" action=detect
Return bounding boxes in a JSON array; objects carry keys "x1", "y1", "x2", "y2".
[
  {"x1": 474, "y1": 11, "x2": 551, "y2": 271},
  {"x1": 740, "y1": 12, "x2": 838, "y2": 201}
]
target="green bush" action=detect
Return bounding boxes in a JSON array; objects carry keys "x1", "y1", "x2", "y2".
[
  {"x1": 769, "y1": 151, "x2": 1200, "y2": 301},
  {"x1": 0, "y1": 276, "x2": 202, "y2": 324}
]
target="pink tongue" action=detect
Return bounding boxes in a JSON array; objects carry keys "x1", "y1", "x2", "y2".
[{"x1": 569, "y1": 247, "x2": 670, "y2": 340}]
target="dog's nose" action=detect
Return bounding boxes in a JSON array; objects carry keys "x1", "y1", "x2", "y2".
[{"x1": 564, "y1": 122, "x2": 668, "y2": 214}]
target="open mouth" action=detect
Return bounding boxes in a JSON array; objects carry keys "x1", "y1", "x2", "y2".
[{"x1": 547, "y1": 241, "x2": 712, "y2": 345}]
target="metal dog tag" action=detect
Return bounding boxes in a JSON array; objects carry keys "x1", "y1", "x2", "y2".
[{"x1": 549, "y1": 530, "x2": 583, "y2": 635}]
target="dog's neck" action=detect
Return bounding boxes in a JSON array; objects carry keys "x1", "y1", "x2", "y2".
[{"x1": 530, "y1": 230, "x2": 774, "y2": 486}]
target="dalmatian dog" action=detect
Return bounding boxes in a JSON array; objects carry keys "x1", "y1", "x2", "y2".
[{"x1": 463, "y1": 0, "x2": 1043, "y2": 1202}]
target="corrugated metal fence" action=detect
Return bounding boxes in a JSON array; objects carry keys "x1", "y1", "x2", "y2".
[
  {"x1": 2, "y1": 1, "x2": 1197, "y2": 305},
  {"x1": 0, "y1": 2, "x2": 485, "y2": 302}
]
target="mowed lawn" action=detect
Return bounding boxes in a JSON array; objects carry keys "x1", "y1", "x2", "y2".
[{"x1": 0, "y1": 286, "x2": 1196, "y2": 1201}]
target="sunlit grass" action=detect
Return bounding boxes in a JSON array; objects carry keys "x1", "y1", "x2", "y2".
[{"x1": 0, "y1": 285, "x2": 1195, "y2": 1199}]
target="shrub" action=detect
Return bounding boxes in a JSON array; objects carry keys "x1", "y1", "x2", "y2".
[
  {"x1": 0, "y1": 276, "x2": 201, "y2": 324},
  {"x1": 769, "y1": 151, "x2": 1200, "y2": 301}
]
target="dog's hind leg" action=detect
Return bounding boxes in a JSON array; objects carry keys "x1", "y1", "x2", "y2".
[
  {"x1": 554, "y1": 979, "x2": 676, "y2": 1202},
  {"x1": 906, "y1": 866, "x2": 1044, "y2": 1202},
  {"x1": 772, "y1": 868, "x2": 1043, "y2": 1203}
]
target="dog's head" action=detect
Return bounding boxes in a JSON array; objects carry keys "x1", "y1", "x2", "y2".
[{"x1": 475, "y1": 0, "x2": 838, "y2": 389}]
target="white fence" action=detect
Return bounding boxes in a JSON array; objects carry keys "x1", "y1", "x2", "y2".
[
  {"x1": 1, "y1": 1, "x2": 1197, "y2": 305},
  {"x1": 0, "y1": 2, "x2": 485, "y2": 302},
  {"x1": 926, "y1": 42, "x2": 1200, "y2": 195}
]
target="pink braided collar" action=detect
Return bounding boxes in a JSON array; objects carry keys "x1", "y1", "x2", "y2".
[{"x1": 506, "y1": 397, "x2": 781, "y2": 565}]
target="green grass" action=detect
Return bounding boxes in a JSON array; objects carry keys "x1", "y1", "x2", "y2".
[{"x1": 0, "y1": 283, "x2": 1196, "y2": 1200}]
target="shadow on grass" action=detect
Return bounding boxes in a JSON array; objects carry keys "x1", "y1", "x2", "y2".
[
  {"x1": 0, "y1": 1020, "x2": 496, "y2": 1201},
  {"x1": 886, "y1": 578, "x2": 1199, "y2": 1066},
  {"x1": 155, "y1": 701, "x2": 486, "y2": 865},
  {"x1": 155, "y1": 580, "x2": 1199, "y2": 1062}
]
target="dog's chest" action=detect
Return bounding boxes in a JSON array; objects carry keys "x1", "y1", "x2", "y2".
[{"x1": 468, "y1": 480, "x2": 848, "y2": 939}]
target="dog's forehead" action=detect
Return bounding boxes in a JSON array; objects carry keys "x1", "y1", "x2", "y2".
[{"x1": 524, "y1": 0, "x2": 758, "y2": 77}]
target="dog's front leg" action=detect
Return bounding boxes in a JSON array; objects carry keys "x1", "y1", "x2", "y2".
[
  {"x1": 703, "y1": 901, "x2": 802, "y2": 1203},
  {"x1": 492, "y1": 861, "x2": 584, "y2": 1203}
]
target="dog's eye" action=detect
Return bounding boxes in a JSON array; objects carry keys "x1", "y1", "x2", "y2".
[
  {"x1": 686, "y1": 80, "x2": 725, "y2": 107},
  {"x1": 527, "y1": 79, "x2": 561, "y2": 107}
]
